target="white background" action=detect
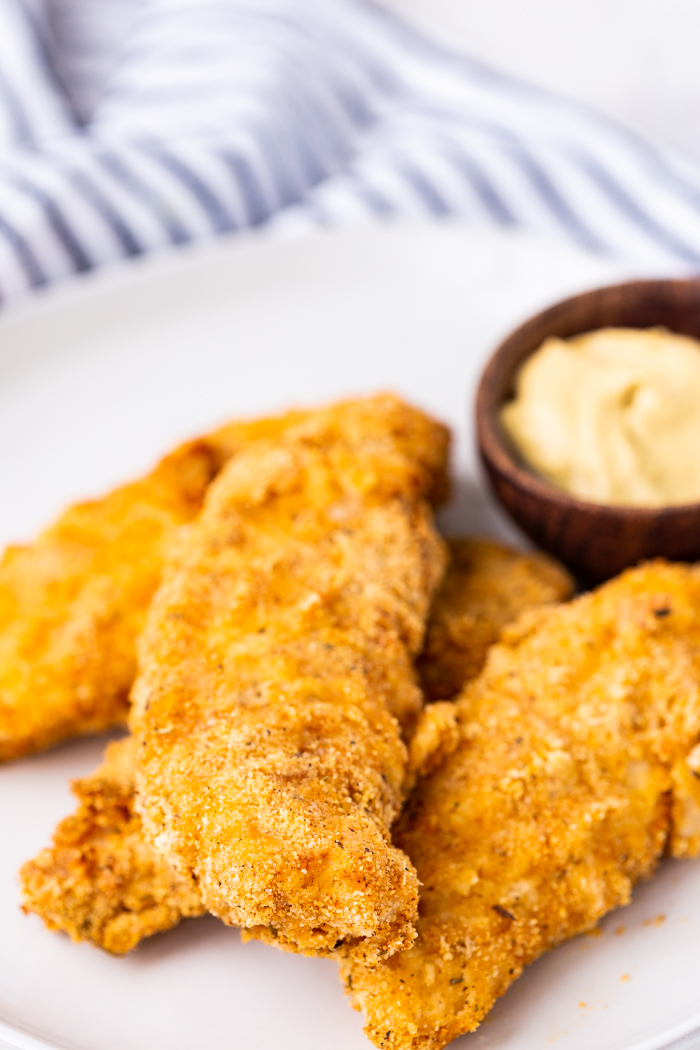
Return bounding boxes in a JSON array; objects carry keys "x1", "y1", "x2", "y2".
[{"x1": 383, "y1": 0, "x2": 700, "y2": 164}]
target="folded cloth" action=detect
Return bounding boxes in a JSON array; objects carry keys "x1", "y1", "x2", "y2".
[{"x1": 0, "y1": 0, "x2": 699, "y2": 305}]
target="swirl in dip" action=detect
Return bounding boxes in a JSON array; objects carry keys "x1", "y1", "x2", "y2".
[{"x1": 500, "y1": 327, "x2": 700, "y2": 508}]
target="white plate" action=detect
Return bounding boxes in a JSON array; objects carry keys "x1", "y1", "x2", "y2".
[{"x1": 0, "y1": 222, "x2": 697, "y2": 1050}]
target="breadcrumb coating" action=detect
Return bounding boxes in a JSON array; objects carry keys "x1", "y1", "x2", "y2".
[
  {"x1": 342, "y1": 561, "x2": 700, "y2": 1050},
  {"x1": 21, "y1": 535, "x2": 573, "y2": 958},
  {"x1": 417, "y1": 538, "x2": 573, "y2": 701},
  {"x1": 20, "y1": 737, "x2": 205, "y2": 953},
  {"x1": 0, "y1": 411, "x2": 308, "y2": 762},
  {"x1": 130, "y1": 396, "x2": 449, "y2": 965}
]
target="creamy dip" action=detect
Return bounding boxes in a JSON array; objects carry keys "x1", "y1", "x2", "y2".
[{"x1": 500, "y1": 327, "x2": 700, "y2": 507}]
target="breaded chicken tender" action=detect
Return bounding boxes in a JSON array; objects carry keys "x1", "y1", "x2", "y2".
[
  {"x1": 342, "y1": 561, "x2": 700, "y2": 1050},
  {"x1": 22, "y1": 534, "x2": 572, "y2": 956},
  {"x1": 417, "y1": 538, "x2": 573, "y2": 701},
  {"x1": 20, "y1": 736, "x2": 205, "y2": 953},
  {"x1": 130, "y1": 396, "x2": 448, "y2": 965},
  {"x1": 0, "y1": 412, "x2": 306, "y2": 762}
]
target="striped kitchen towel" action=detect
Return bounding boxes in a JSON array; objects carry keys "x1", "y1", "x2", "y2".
[{"x1": 1, "y1": 0, "x2": 700, "y2": 305}]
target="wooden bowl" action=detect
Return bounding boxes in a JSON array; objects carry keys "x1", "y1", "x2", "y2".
[{"x1": 476, "y1": 278, "x2": 700, "y2": 584}]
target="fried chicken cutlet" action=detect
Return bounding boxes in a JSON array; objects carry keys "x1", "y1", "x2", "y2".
[
  {"x1": 342, "y1": 560, "x2": 700, "y2": 1050},
  {"x1": 20, "y1": 736, "x2": 206, "y2": 953},
  {"x1": 21, "y1": 535, "x2": 568, "y2": 955},
  {"x1": 129, "y1": 396, "x2": 449, "y2": 965},
  {"x1": 0, "y1": 412, "x2": 308, "y2": 762},
  {"x1": 417, "y1": 538, "x2": 573, "y2": 701}
]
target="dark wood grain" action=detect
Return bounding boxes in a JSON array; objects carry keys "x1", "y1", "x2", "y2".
[{"x1": 476, "y1": 278, "x2": 700, "y2": 583}]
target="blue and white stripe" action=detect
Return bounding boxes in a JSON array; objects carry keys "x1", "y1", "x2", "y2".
[{"x1": 0, "y1": 0, "x2": 699, "y2": 305}]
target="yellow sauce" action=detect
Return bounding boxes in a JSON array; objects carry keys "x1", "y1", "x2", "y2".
[{"x1": 500, "y1": 327, "x2": 700, "y2": 507}]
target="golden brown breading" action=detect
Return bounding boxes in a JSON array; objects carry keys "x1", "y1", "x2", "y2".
[
  {"x1": 0, "y1": 412, "x2": 307, "y2": 762},
  {"x1": 22, "y1": 534, "x2": 572, "y2": 957},
  {"x1": 416, "y1": 538, "x2": 573, "y2": 701},
  {"x1": 342, "y1": 561, "x2": 700, "y2": 1050},
  {"x1": 18, "y1": 396, "x2": 450, "y2": 956},
  {"x1": 20, "y1": 737, "x2": 205, "y2": 953},
  {"x1": 130, "y1": 396, "x2": 449, "y2": 965}
]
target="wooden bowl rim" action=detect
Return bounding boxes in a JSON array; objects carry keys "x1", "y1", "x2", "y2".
[{"x1": 476, "y1": 277, "x2": 700, "y2": 521}]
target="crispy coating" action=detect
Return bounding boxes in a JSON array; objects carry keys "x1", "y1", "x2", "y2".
[
  {"x1": 130, "y1": 396, "x2": 448, "y2": 965},
  {"x1": 342, "y1": 561, "x2": 700, "y2": 1050},
  {"x1": 21, "y1": 534, "x2": 570, "y2": 956},
  {"x1": 0, "y1": 412, "x2": 309, "y2": 762},
  {"x1": 20, "y1": 737, "x2": 205, "y2": 953},
  {"x1": 416, "y1": 538, "x2": 573, "y2": 702}
]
